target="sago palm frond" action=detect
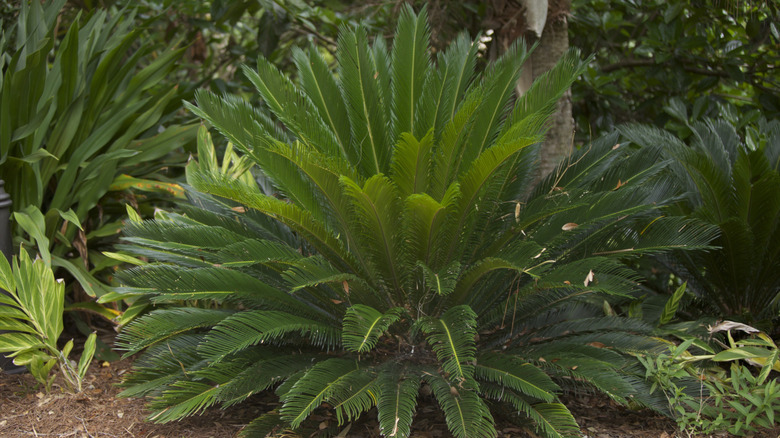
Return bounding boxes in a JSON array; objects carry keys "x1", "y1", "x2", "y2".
[
  {"x1": 620, "y1": 118, "x2": 780, "y2": 323},
  {"x1": 342, "y1": 305, "x2": 402, "y2": 353},
  {"x1": 377, "y1": 369, "x2": 421, "y2": 438}
]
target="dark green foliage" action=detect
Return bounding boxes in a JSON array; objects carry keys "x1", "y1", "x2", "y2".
[
  {"x1": 621, "y1": 118, "x2": 780, "y2": 328},
  {"x1": 571, "y1": 0, "x2": 779, "y2": 140},
  {"x1": 116, "y1": 6, "x2": 717, "y2": 437}
]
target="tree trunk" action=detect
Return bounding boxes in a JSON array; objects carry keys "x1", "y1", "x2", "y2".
[
  {"x1": 530, "y1": 1, "x2": 573, "y2": 182},
  {"x1": 492, "y1": 0, "x2": 573, "y2": 184}
]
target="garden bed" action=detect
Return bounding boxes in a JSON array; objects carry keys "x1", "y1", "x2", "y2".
[{"x1": 3, "y1": 357, "x2": 754, "y2": 438}]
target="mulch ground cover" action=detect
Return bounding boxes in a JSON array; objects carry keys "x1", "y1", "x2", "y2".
[{"x1": 1, "y1": 358, "x2": 777, "y2": 438}]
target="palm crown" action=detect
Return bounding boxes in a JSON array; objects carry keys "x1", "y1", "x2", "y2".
[
  {"x1": 622, "y1": 118, "x2": 780, "y2": 326},
  {"x1": 116, "y1": 6, "x2": 716, "y2": 437}
]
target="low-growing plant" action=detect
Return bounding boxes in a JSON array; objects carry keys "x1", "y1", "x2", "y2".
[
  {"x1": 115, "y1": 6, "x2": 716, "y2": 437},
  {"x1": 639, "y1": 322, "x2": 780, "y2": 437},
  {"x1": 0, "y1": 249, "x2": 96, "y2": 392}
]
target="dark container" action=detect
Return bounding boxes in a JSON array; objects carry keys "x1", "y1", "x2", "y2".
[{"x1": 0, "y1": 180, "x2": 27, "y2": 374}]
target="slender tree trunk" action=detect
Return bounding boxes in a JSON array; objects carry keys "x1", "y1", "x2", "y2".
[
  {"x1": 494, "y1": 0, "x2": 573, "y2": 183},
  {"x1": 531, "y1": 1, "x2": 573, "y2": 181}
]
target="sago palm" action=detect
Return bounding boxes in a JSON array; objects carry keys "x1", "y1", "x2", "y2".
[
  {"x1": 621, "y1": 118, "x2": 780, "y2": 328},
  {"x1": 116, "y1": 6, "x2": 716, "y2": 437}
]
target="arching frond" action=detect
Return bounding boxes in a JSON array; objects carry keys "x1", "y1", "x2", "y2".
[
  {"x1": 475, "y1": 353, "x2": 558, "y2": 402},
  {"x1": 377, "y1": 369, "x2": 421, "y2": 438},
  {"x1": 342, "y1": 305, "x2": 402, "y2": 353},
  {"x1": 502, "y1": 49, "x2": 590, "y2": 139},
  {"x1": 372, "y1": 35, "x2": 393, "y2": 131},
  {"x1": 458, "y1": 39, "x2": 530, "y2": 170},
  {"x1": 122, "y1": 221, "x2": 248, "y2": 250},
  {"x1": 243, "y1": 60, "x2": 341, "y2": 157},
  {"x1": 458, "y1": 133, "x2": 540, "y2": 216},
  {"x1": 115, "y1": 264, "x2": 307, "y2": 309},
  {"x1": 430, "y1": 91, "x2": 481, "y2": 199},
  {"x1": 391, "y1": 4, "x2": 431, "y2": 139},
  {"x1": 391, "y1": 131, "x2": 434, "y2": 197},
  {"x1": 184, "y1": 90, "x2": 283, "y2": 151},
  {"x1": 282, "y1": 255, "x2": 360, "y2": 296},
  {"x1": 216, "y1": 238, "x2": 303, "y2": 267},
  {"x1": 147, "y1": 381, "x2": 221, "y2": 423},
  {"x1": 403, "y1": 184, "x2": 462, "y2": 270},
  {"x1": 199, "y1": 310, "x2": 340, "y2": 361},
  {"x1": 330, "y1": 368, "x2": 379, "y2": 425},
  {"x1": 215, "y1": 353, "x2": 318, "y2": 407},
  {"x1": 341, "y1": 174, "x2": 405, "y2": 295},
  {"x1": 429, "y1": 32, "x2": 480, "y2": 141},
  {"x1": 237, "y1": 412, "x2": 285, "y2": 438},
  {"x1": 418, "y1": 261, "x2": 461, "y2": 298},
  {"x1": 419, "y1": 305, "x2": 477, "y2": 381},
  {"x1": 425, "y1": 372, "x2": 496, "y2": 438},
  {"x1": 338, "y1": 25, "x2": 389, "y2": 175},
  {"x1": 292, "y1": 45, "x2": 351, "y2": 158},
  {"x1": 188, "y1": 170, "x2": 356, "y2": 271},
  {"x1": 514, "y1": 399, "x2": 580, "y2": 438},
  {"x1": 119, "y1": 334, "x2": 205, "y2": 398},
  {"x1": 280, "y1": 358, "x2": 362, "y2": 428},
  {"x1": 452, "y1": 240, "x2": 544, "y2": 305},
  {"x1": 117, "y1": 308, "x2": 232, "y2": 356}
]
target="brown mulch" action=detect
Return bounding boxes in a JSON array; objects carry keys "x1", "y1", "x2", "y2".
[{"x1": 0, "y1": 359, "x2": 776, "y2": 438}]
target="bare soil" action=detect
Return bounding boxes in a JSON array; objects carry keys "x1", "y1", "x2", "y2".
[{"x1": 0, "y1": 358, "x2": 777, "y2": 438}]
